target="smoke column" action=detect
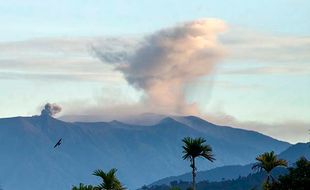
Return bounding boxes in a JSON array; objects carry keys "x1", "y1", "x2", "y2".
[{"x1": 96, "y1": 19, "x2": 227, "y2": 115}]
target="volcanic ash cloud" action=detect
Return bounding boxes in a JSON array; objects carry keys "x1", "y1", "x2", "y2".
[
  {"x1": 97, "y1": 19, "x2": 227, "y2": 115},
  {"x1": 41, "y1": 103, "x2": 62, "y2": 117}
]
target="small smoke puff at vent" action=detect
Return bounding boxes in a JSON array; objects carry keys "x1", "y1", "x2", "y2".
[{"x1": 41, "y1": 103, "x2": 62, "y2": 117}]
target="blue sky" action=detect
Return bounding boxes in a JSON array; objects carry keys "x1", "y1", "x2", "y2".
[
  {"x1": 1, "y1": 0, "x2": 309, "y2": 41},
  {"x1": 0, "y1": 0, "x2": 309, "y2": 143}
]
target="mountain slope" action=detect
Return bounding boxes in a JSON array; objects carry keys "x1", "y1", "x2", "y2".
[
  {"x1": 278, "y1": 142, "x2": 310, "y2": 163},
  {"x1": 144, "y1": 168, "x2": 288, "y2": 190},
  {"x1": 150, "y1": 164, "x2": 253, "y2": 187},
  {"x1": 0, "y1": 115, "x2": 289, "y2": 190},
  {"x1": 150, "y1": 142, "x2": 310, "y2": 187}
]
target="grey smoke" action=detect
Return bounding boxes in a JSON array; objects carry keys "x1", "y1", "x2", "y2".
[
  {"x1": 94, "y1": 19, "x2": 227, "y2": 115},
  {"x1": 41, "y1": 103, "x2": 62, "y2": 117},
  {"x1": 91, "y1": 46, "x2": 129, "y2": 64}
]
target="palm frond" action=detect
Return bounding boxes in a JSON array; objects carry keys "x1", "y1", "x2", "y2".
[
  {"x1": 182, "y1": 137, "x2": 215, "y2": 162},
  {"x1": 93, "y1": 168, "x2": 126, "y2": 190},
  {"x1": 93, "y1": 169, "x2": 106, "y2": 179},
  {"x1": 252, "y1": 151, "x2": 287, "y2": 174}
]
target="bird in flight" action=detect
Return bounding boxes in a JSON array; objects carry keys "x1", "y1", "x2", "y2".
[{"x1": 54, "y1": 138, "x2": 62, "y2": 148}]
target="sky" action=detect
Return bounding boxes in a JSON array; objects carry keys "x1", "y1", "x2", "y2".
[{"x1": 0, "y1": 0, "x2": 309, "y2": 143}]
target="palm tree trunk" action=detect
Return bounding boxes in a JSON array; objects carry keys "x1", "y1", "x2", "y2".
[
  {"x1": 192, "y1": 158, "x2": 196, "y2": 190},
  {"x1": 265, "y1": 173, "x2": 270, "y2": 190}
]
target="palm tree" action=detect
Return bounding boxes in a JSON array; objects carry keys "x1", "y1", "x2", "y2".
[
  {"x1": 93, "y1": 168, "x2": 126, "y2": 190},
  {"x1": 182, "y1": 137, "x2": 215, "y2": 190},
  {"x1": 252, "y1": 151, "x2": 287, "y2": 190},
  {"x1": 72, "y1": 183, "x2": 94, "y2": 190}
]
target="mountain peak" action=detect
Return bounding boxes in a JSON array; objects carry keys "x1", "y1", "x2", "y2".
[
  {"x1": 183, "y1": 115, "x2": 213, "y2": 124},
  {"x1": 0, "y1": 113, "x2": 291, "y2": 190},
  {"x1": 109, "y1": 120, "x2": 127, "y2": 125},
  {"x1": 36, "y1": 113, "x2": 62, "y2": 123},
  {"x1": 158, "y1": 117, "x2": 177, "y2": 124}
]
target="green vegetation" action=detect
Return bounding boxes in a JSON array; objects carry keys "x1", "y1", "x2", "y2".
[
  {"x1": 169, "y1": 187, "x2": 181, "y2": 190},
  {"x1": 93, "y1": 168, "x2": 126, "y2": 190},
  {"x1": 72, "y1": 183, "x2": 94, "y2": 190},
  {"x1": 141, "y1": 168, "x2": 287, "y2": 190},
  {"x1": 72, "y1": 168, "x2": 125, "y2": 190},
  {"x1": 271, "y1": 157, "x2": 310, "y2": 190},
  {"x1": 182, "y1": 137, "x2": 215, "y2": 190},
  {"x1": 252, "y1": 151, "x2": 287, "y2": 190},
  {"x1": 73, "y1": 138, "x2": 309, "y2": 190},
  {"x1": 142, "y1": 157, "x2": 310, "y2": 190}
]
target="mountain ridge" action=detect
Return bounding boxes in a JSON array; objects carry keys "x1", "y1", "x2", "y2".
[
  {"x1": 0, "y1": 114, "x2": 290, "y2": 190},
  {"x1": 149, "y1": 142, "x2": 310, "y2": 187}
]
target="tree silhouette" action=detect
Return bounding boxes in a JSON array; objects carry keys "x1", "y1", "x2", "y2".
[
  {"x1": 93, "y1": 168, "x2": 126, "y2": 190},
  {"x1": 271, "y1": 157, "x2": 310, "y2": 190},
  {"x1": 72, "y1": 183, "x2": 94, "y2": 190},
  {"x1": 252, "y1": 151, "x2": 287, "y2": 190},
  {"x1": 182, "y1": 137, "x2": 215, "y2": 190}
]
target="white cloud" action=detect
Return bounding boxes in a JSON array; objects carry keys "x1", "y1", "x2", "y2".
[{"x1": 222, "y1": 27, "x2": 310, "y2": 63}]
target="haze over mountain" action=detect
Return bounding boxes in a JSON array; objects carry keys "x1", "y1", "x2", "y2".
[{"x1": 0, "y1": 113, "x2": 290, "y2": 190}]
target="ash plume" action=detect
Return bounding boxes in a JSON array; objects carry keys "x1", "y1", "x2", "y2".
[
  {"x1": 41, "y1": 103, "x2": 62, "y2": 117},
  {"x1": 95, "y1": 19, "x2": 227, "y2": 115}
]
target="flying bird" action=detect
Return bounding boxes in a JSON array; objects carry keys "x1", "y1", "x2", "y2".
[{"x1": 54, "y1": 138, "x2": 62, "y2": 148}]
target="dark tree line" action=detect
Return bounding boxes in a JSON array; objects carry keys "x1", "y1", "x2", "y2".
[
  {"x1": 142, "y1": 157, "x2": 309, "y2": 190},
  {"x1": 72, "y1": 137, "x2": 309, "y2": 190},
  {"x1": 270, "y1": 157, "x2": 310, "y2": 190}
]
